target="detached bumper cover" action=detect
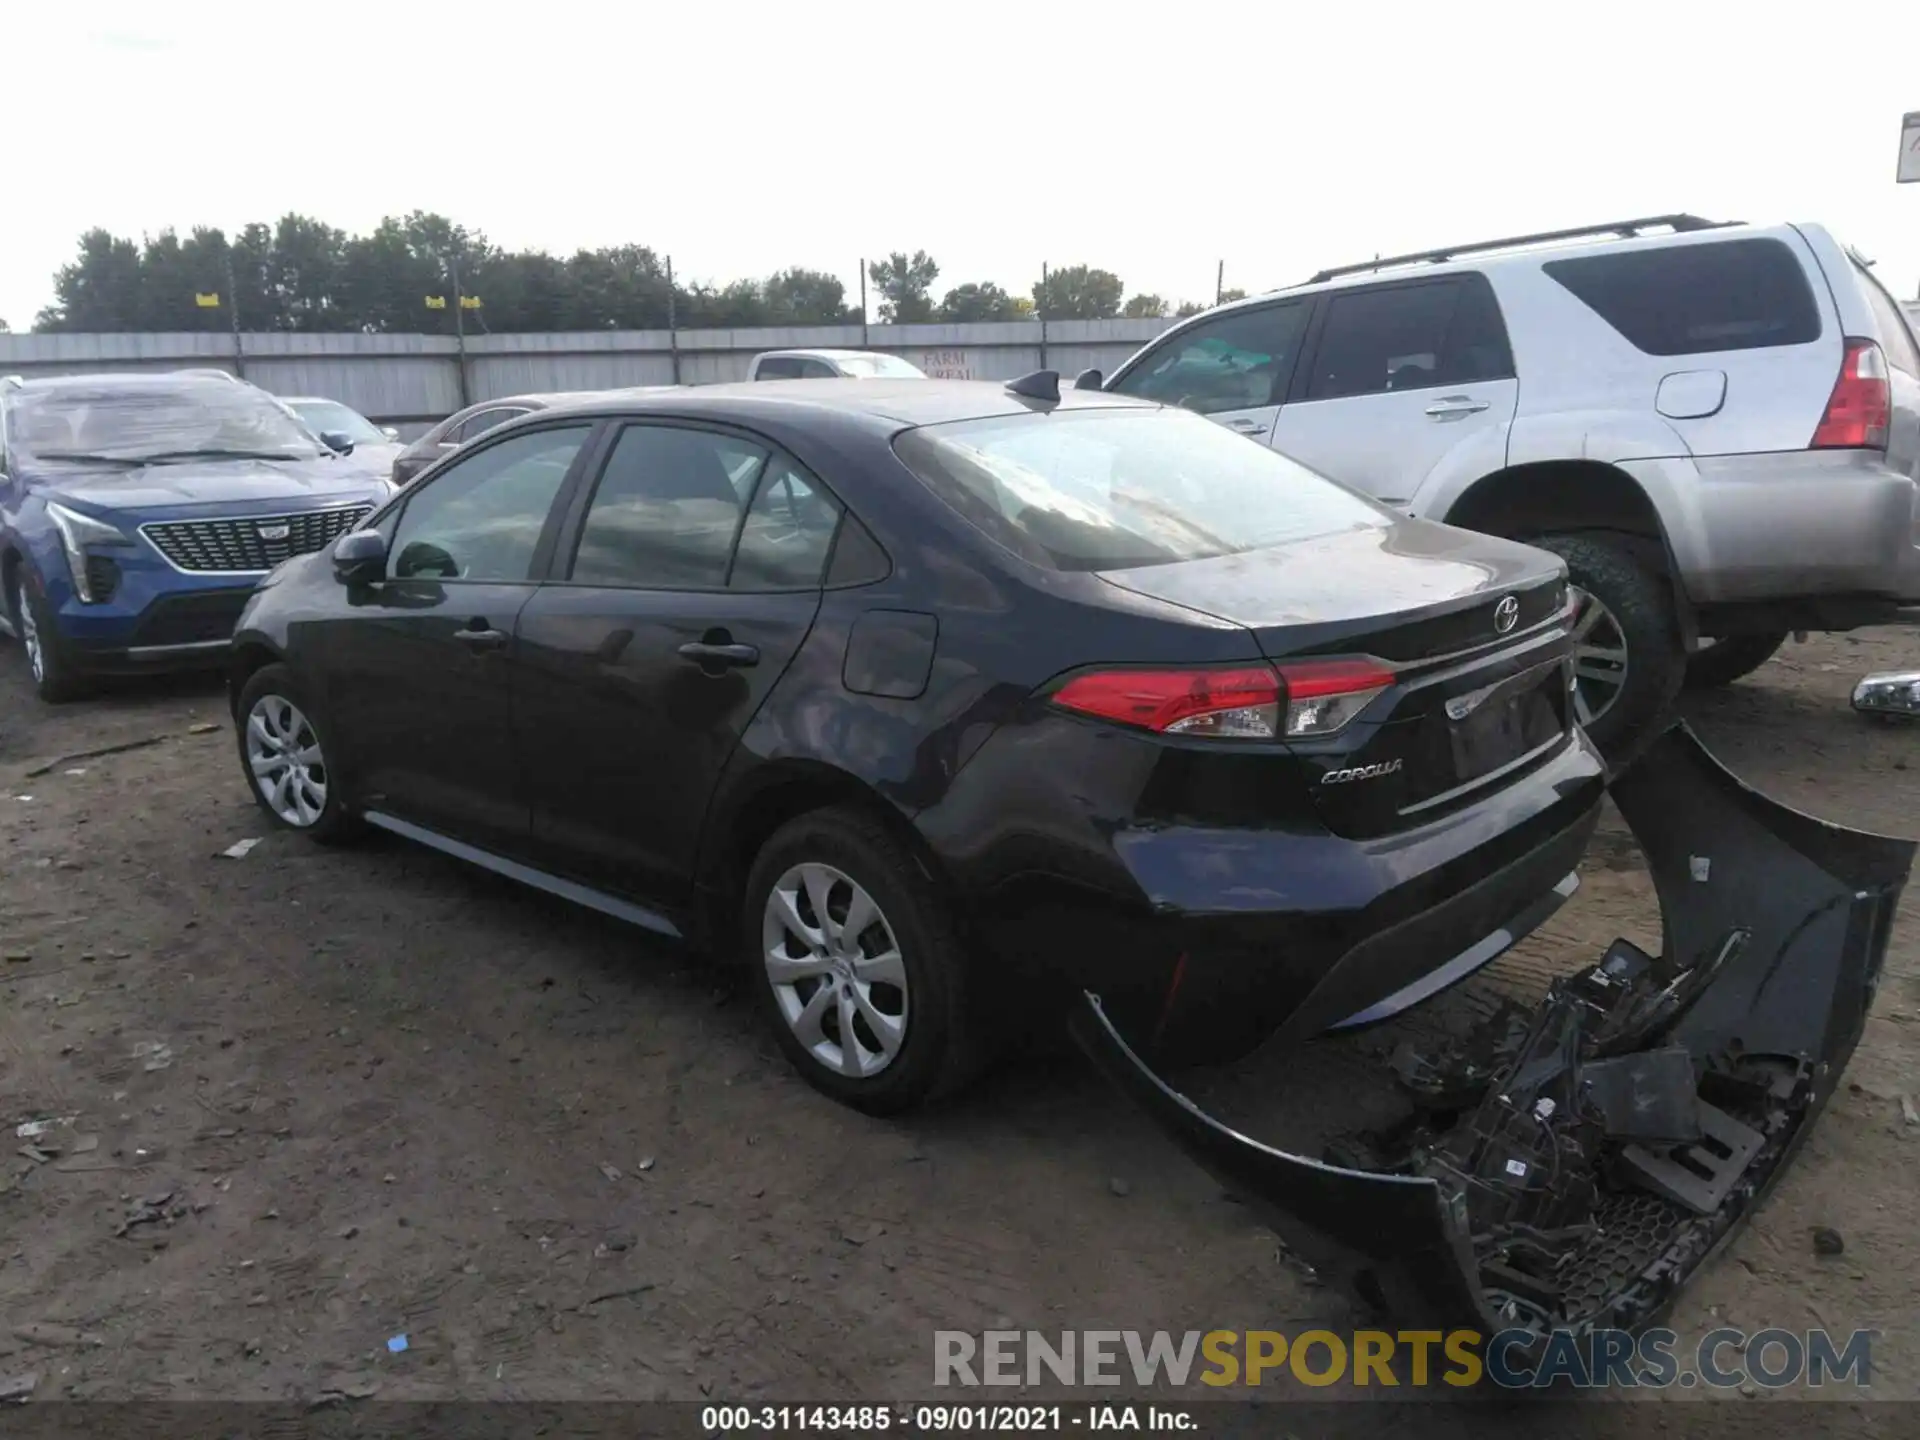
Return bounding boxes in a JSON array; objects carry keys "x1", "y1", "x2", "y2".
[{"x1": 1071, "y1": 722, "x2": 1913, "y2": 1340}]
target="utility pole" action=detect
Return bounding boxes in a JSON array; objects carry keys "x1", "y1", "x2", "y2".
[
  {"x1": 1215, "y1": 260, "x2": 1224, "y2": 306},
  {"x1": 224, "y1": 252, "x2": 245, "y2": 380},
  {"x1": 667, "y1": 255, "x2": 680, "y2": 385},
  {"x1": 450, "y1": 250, "x2": 470, "y2": 408},
  {"x1": 1039, "y1": 261, "x2": 1049, "y2": 371},
  {"x1": 859, "y1": 258, "x2": 869, "y2": 348}
]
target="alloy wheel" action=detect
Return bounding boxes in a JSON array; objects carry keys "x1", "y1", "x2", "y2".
[
  {"x1": 246, "y1": 694, "x2": 329, "y2": 828},
  {"x1": 1567, "y1": 586, "x2": 1630, "y2": 729},
  {"x1": 762, "y1": 862, "x2": 908, "y2": 1079},
  {"x1": 13, "y1": 581, "x2": 45, "y2": 684}
]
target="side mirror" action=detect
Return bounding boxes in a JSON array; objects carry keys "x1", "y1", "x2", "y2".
[
  {"x1": 380, "y1": 426, "x2": 400, "y2": 440},
  {"x1": 319, "y1": 429, "x2": 356, "y2": 456},
  {"x1": 1073, "y1": 368, "x2": 1104, "y2": 391},
  {"x1": 332, "y1": 529, "x2": 388, "y2": 584}
]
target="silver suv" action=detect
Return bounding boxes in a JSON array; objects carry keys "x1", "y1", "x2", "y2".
[{"x1": 1104, "y1": 215, "x2": 1920, "y2": 754}]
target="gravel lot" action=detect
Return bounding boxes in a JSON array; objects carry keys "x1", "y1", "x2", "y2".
[{"x1": 1, "y1": 627, "x2": 1916, "y2": 1412}]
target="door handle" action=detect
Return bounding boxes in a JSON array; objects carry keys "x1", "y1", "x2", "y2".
[
  {"x1": 1224, "y1": 417, "x2": 1268, "y2": 434},
  {"x1": 678, "y1": 641, "x2": 760, "y2": 669},
  {"x1": 1424, "y1": 396, "x2": 1490, "y2": 419},
  {"x1": 453, "y1": 623, "x2": 508, "y2": 651}
]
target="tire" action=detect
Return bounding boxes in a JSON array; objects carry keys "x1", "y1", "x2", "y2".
[
  {"x1": 1537, "y1": 533, "x2": 1686, "y2": 762},
  {"x1": 743, "y1": 806, "x2": 986, "y2": 1114},
  {"x1": 234, "y1": 663, "x2": 362, "y2": 844},
  {"x1": 7, "y1": 563, "x2": 91, "y2": 703},
  {"x1": 1685, "y1": 632, "x2": 1788, "y2": 691}
]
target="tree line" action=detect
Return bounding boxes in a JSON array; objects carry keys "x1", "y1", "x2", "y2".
[{"x1": 25, "y1": 214, "x2": 1243, "y2": 335}]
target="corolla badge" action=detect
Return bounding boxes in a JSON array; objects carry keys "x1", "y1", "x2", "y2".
[
  {"x1": 256, "y1": 523, "x2": 292, "y2": 542},
  {"x1": 1320, "y1": 758, "x2": 1404, "y2": 785},
  {"x1": 1494, "y1": 595, "x2": 1520, "y2": 634}
]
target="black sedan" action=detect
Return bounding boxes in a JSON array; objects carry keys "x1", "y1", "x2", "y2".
[{"x1": 227, "y1": 375, "x2": 1606, "y2": 1112}]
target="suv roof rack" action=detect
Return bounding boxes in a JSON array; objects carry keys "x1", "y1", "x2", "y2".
[
  {"x1": 173, "y1": 367, "x2": 241, "y2": 381},
  {"x1": 1307, "y1": 214, "x2": 1737, "y2": 285}
]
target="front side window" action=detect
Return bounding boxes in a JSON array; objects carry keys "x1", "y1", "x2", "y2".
[
  {"x1": 1109, "y1": 303, "x2": 1309, "y2": 414},
  {"x1": 569, "y1": 425, "x2": 764, "y2": 589},
  {"x1": 389, "y1": 425, "x2": 588, "y2": 581},
  {"x1": 289, "y1": 400, "x2": 384, "y2": 445},
  {"x1": 453, "y1": 407, "x2": 528, "y2": 443},
  {"x1": 893, "y1": 406, "x2": 1384, "y2": 573},
  {"x1": 8, "y1": 379, "x2": 327, "y2": 467},
  {"x1": 1543, "y1": 238, "x2": 1821, "y2": 356}
]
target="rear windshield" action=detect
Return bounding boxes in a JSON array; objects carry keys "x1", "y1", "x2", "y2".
[
  {"x1": 10, "y1": 380, "x2": 325, "y2": 467},
  {"x1": 1542, "y1": 237, "x2": 1821, "y2": 356},
  {"x1": 891, "y1": 407, "x2": 1385, "y2": 573}
]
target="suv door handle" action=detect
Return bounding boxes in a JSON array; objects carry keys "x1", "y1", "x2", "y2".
[
  {"x1": 678, "y1": 641, "x2": 760, "y2": 669},
  {"x1": 1224, "y1": 417, "x2": 1268, "y2": 434},
  {"x1": 1424, "y1": 396, "x2": 1490, "y2": 419},
  {"x1": 453, "y1": 624, "x2": 508, "y2": 651}
]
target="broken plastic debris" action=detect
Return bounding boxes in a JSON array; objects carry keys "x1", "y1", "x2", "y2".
[
  {"x1": 220, "y1": 839, "x2": 263, "y2": 860},
  {"x1": 598, "y1": 1162, "x2": 622, "y2": 1182},
  {"x1": 132, "y1": 1042, "x2": 174, "y2": 1071},
  {"x1": 386, "y1": 1335, "x2": 408, "y2": 1354},
  {"x1": 188, "y1": 722, "x2": 220, "y2": 735},
  {"x1": 637, "y1": 1156, "x2": 656, "y2": 1172},
  {"x1": 14, "y1": 796, "x2": 32, "y2": 803},
  {"x1": 64, "y1": 768, "x2": 86, "y2": 777},
  {"x1": 1689, "y1": 855, "x2": 1711, "y2": 882}
]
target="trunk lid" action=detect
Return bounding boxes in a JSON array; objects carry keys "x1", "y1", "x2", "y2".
[{"x1": 1099, "y1": 520, "x2": 1575, "y2": 838}]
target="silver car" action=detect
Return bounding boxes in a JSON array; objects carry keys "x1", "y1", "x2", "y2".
[{"x1": 1103, "y1": 215, "x2": 1920, "y2": 755}]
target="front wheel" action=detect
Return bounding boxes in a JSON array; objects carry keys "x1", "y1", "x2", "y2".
[
  {"x1": 234, "y1": 663, "x2": 361, "y2": 844},
  {"x1": 1537, "y1": 534, "x2": 1686, "y2": 763},
  {"x1": 7, "y1": 564, "x2": 90, "y2": 703},
  {"x1": 1685, "y1": 632, "x2": 1789, "y2": 690},
  {"x1": 744, "y1": 807, "x2": 986, "y2": 1114}
]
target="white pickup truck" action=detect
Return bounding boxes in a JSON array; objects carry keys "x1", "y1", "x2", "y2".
[{"x1": 746, "y1": 349, "x2": 927, "y2": 381}]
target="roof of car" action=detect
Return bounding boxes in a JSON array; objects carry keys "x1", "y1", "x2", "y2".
[
  {"x1": 538, "y1": 377, "x2": 1152, "y2": 429},
  {"x1": 755, "y1": 349, "x2": 896, "y2": 361}
]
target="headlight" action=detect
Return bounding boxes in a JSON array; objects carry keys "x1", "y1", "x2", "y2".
[{"x1": 45, "y1": 502, "x2": 134, "y2": 604}]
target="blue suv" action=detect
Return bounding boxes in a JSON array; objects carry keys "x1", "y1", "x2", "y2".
[{"x1": 1, "y1": 371, "x2": 396, "y2": 702}]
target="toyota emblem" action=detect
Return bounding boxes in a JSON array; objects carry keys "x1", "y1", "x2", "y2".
[{"x1": 1493, "y1": 595, "x2": 1520, "y2": 634}]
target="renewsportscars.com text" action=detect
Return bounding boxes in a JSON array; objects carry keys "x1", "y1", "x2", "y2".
[{"x1": 933, "y1": 1327, "x2": 1873, "y2": 1390}]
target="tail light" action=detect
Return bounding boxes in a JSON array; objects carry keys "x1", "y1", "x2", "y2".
[
  {"x1": 1810, "y1": 338, "x2": 1891, "y2": 450},
  {"x1": 1049, "y1": 659, "x2": 1393, "y2": 740}
]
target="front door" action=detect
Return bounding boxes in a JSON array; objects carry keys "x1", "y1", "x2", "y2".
[
  {"x1": 1269, "y1": 274, "x2": 1518, "y2": 506},
  {"x1": 515, "y1": 423, "x2": 838, "y2": 909},
  {"x1": 1106, "y1": 298, "x2": 1311, "y2": 445},
  {"x1": 319, "y1": 421, "x2": 595, "y2": 853}
]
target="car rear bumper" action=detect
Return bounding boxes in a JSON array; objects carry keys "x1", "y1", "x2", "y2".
[
  {"x1": 1070, "y1": 722, "x2": 1914, "y2": 1347},
  {"x1": 1636, "y1": 450, "x2": 1920, "y2": 605},
  {"x1": 952, "y1": 731, "x2": 1608, "y2": 1056}
]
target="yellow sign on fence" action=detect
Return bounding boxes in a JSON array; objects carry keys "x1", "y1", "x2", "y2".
[
  {"x1": 194, "y1": 292, "x2": 220, "y2": 308},
  {"x1": 424, "y1": 295, "x2": 447, "y2": 310}
]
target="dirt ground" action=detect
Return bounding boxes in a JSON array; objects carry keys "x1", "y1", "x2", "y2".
[{"x1": 1, "y1": 627, "x2": 1917, "y2": 1414}]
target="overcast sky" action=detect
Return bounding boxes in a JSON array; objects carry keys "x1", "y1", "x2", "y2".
[{"x1": 5, "y1": 2, "x2": 1918, "y2": 331}]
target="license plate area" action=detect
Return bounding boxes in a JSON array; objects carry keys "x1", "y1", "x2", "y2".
[{"x1": 1448, "y1": 667, "x2": 1566, "y2": 780}]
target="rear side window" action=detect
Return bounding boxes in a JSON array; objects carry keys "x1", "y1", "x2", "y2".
[
  {"x1": 754, "y1": 357, "x2": 805, "y2": 380},
  {"x1": 1303, "y1": 278, "x2": 1512, "y2": 400},
  {"x1": 1854, "y1": 263, "x2": 1920, "y2": 377},
  {"x1": 1543, "y1": 238, "x2": 1821, "y2": 355}
]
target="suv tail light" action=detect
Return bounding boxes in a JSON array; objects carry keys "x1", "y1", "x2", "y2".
[
  {"x1": 1810, "y1": 338, "x2": 1891, "y2": 451},
  {"x1": 1049, "y1": 659, "x2": 1393, "y2": 740}
]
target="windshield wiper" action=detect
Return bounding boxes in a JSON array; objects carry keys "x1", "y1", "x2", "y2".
[
  {"x1": 138, "y1": 449, "x2": 309, "y2": 464},
  {"x1": 31, "y1": 452, "x2": 146, "y2": 466}
]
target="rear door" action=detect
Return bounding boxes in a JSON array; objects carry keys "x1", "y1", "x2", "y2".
[
  {"x1": 1268, "y1": 274, "x2": 1518, "y2": 505},
  {"x1": 514, "y1": 422, "x2": 838, "y2": 908},
  {"x1": 1107, "y1": 299, "x2": 1311, "y2": 445}
]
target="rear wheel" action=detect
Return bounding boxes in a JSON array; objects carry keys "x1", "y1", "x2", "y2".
[
  {"x1": 744, "y1": 807, "x2": 985, "y2": 1114},
  {"x1": 1537, "y1": 534, "x2": 1686, "y2": 762},
  {"x1": 1685, "y1": 632, "x2": 1788, "y2": 690}
]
